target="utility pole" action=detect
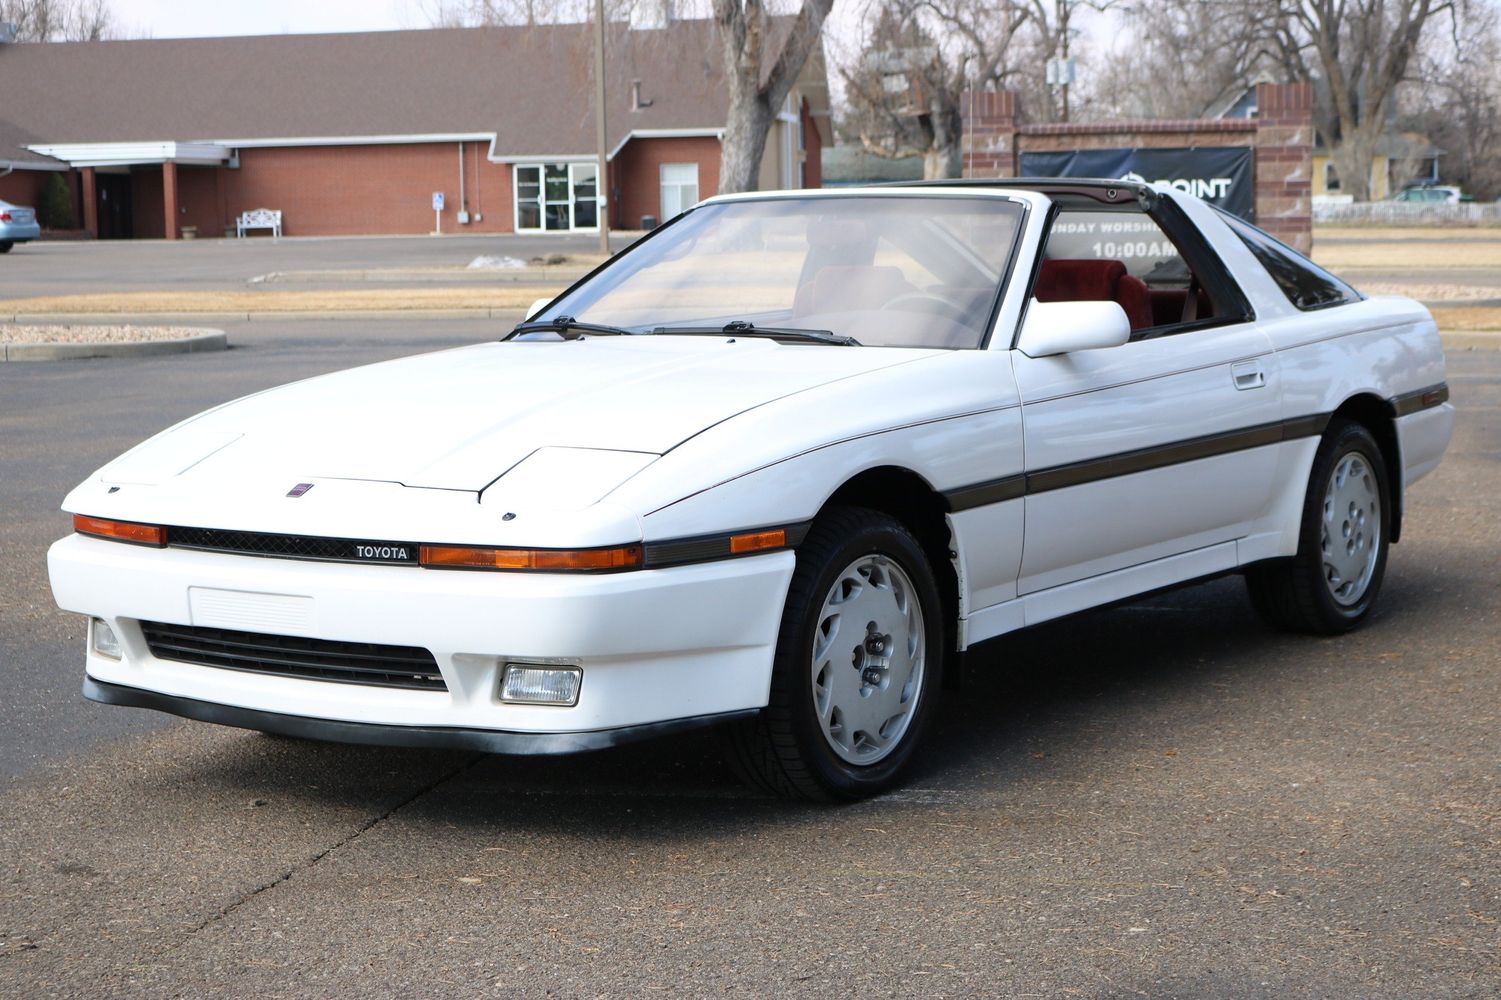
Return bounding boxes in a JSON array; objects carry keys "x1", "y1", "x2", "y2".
[
  {"x1": 1058, "y1": 0, "x2": 1071, "y2": 123},
  {"x1": 594, "y1": 0, "x2": 610, "y2": 255}
]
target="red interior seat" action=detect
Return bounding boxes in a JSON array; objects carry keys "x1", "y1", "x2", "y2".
[{"x1": 1035, "y1": 259, "x2": 1154, "y2": 331}]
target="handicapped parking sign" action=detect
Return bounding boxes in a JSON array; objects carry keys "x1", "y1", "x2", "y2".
[{"x1": 432, "y1": 192, "x2": 445, "y2": 211}]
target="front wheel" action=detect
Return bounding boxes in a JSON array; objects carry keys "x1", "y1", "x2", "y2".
[
  {"x1": 0, "y1": 242, "x2": 13, "y2": 254},
  {"x1": 1246, "y1": 419, "x2": 1390, "y2": 634},
  {"x1": 723, "y1": 507, "x2": 944, "y2": 800}
]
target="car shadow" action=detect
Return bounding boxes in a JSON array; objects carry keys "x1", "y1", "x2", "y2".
[{"x1": 152, "y1": 564, "x2": 1454, "y2": 838}]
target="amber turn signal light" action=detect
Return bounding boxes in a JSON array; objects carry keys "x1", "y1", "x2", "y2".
[
  {"x1": 73, "y1": 514, "x2": 167, "y2": 547},
  {"x1": 728, "y1": 528, "x2": 787, "y2": 554},
  {"x1": 419, "y1": 543, "x2": 644, "y2": 571}
]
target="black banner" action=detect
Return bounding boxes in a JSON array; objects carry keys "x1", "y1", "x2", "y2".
[{"x1": 1019, "y1": 146, "x2": 1254, "y2": 219}]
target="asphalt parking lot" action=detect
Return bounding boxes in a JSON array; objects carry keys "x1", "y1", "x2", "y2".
[{"x1": 1, "y1": 289, "x2": 1498, "y2": 996}]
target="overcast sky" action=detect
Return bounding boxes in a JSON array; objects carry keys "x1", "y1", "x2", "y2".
[
  {"x1": 108, "y1": 0, "x2": 877, "y2": 40},
  {"x1": 110, "y1": 0, "x2": 415, "y2": 38}
]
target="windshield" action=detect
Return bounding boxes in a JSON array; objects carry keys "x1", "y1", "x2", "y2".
[{"x1": 537, "y1": 194, "x2": 1026, "y2": 349}]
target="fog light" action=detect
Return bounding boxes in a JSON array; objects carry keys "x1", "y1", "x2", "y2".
[
  {"x1": 91, "y1": 618, "x2": 122, "y2": 659},
  {"x1": 499, "y1": 664, "x2": 582, "y2": 706}
]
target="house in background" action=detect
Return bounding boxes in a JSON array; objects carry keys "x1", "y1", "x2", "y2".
[
  {"x1": 1310, "y1": 133, "x2": 1442, "y2": 201},
  {"x1": 0, "y1": 18, "x2": 830, "y2": 239},
  {"x1": 1207, "y1": 79, "x2": 1442, "y2": 201}
]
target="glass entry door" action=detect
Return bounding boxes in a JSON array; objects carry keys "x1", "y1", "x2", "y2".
[{"x1": 515, "y1": 163, "x2": 600, "y2": 232}]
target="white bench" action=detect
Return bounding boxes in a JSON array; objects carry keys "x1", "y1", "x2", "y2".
[{"x1": 236, "y1": 208, "x2": 282, "y2": 239}]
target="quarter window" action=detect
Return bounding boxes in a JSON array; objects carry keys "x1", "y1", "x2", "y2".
[{"x1": 1217, "y1": 210, "x2": 1361, "y2": 311}]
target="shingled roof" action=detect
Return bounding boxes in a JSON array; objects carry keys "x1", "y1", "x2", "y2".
[
  {"x1": 0, "y1": 21, "x2": 827, "y2": 159},
  {"x1": 0, "y1": 117, "x2": 65, "y2": 169}
]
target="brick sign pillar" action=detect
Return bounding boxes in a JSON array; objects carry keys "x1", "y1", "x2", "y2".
[
  {"x1": 961, "y1": 83, "x2": 1315, "y2": 252},
  {"x1": 1252, "y1": 82, "x2": 1314, "y2": 253},
  {"x1": 961, "y1": 90, "x2": 1016, "y2": 178}
]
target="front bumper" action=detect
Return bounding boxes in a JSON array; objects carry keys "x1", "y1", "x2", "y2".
[{"x1": 49, "y1": 533, "x2": 795, "y2": 745}]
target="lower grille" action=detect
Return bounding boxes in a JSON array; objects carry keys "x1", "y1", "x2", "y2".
[{"x1": 140, "y1": 621, "x2": 446, "y2": 691}]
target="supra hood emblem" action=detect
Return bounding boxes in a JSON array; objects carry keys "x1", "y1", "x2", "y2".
[{"x1": 286, "y1": 483, "x2": 314, "y2": 497}]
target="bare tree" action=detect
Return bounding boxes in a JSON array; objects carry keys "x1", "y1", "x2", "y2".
[
  {"x1": 416, "y1": 0, "x2": 643, "y2": 27},
  {"x1": 1266, "y1": 0, "x2": 1457, "y2": 201},
  {"x1": 713, "y1": 0, "x2": 834, "y2": 193},
  {"x1": 841, "y1": 0, "x2": 1028, "y2": 178},
  {"x1": 1407, "y1": 0, "x2": 1501, "y2": 198},
  {"x1": 1012, "y1": 0, "x2": 1120, "y2": 122},
  {"x1": 0, "y1": 0, "x2": 115, "y2": 41},
  {"x1": 1086, "y1": 1, "x2": 1269, "y2": 120}
]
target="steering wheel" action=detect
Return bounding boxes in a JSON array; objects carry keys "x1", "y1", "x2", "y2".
[{"x1": 883, "y1": 291, "x2": 971, "y2": 323}]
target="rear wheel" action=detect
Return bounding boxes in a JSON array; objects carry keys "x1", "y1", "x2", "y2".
[
  {"x1": 1246, "y1": 419, "x2": 1390, "y2": 634},
  {"x1": 0, "y1": 242, "x2": 13, "y2": 254},
  {"x1": 723, "y1": 507, "x2": 943, "y2": 800}
]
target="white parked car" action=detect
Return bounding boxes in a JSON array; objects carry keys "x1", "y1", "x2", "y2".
[
  {"x1": 1393, "y1": 185, "x2": 1464, "y2": 204},
  {"x1": 48, "y1": 182, "x2": 1454, "y2": 799}
]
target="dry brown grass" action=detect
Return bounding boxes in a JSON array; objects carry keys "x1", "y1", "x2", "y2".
[
  {"x1": 1425, "y1": 305, "x2": 1501, "y2": 331},
  {"x1": 0, "y1": 287, "x2": 561, "y2": 315},
  {"x1": 1313, "y1": 238, "x2": 1501, "y2": 271},
  {"x1": 1315, "y1": 226, "x2": 1501, "y2": 242}
]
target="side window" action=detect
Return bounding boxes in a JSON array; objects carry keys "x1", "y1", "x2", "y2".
[
  {"x1": 1217, "y1": 210, "x2": 1361, "y2": 311},
  {"x1": 1034, "y1": 207, "x2": 1225, "y2": 339}
]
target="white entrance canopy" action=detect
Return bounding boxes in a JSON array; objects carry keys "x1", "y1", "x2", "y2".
[{"x1": 23, "y1": 141, "x2": 233, "y2": 168}]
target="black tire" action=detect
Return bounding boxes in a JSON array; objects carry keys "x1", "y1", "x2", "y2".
[
  {"x1": 0, "y1": 242, "x2": 13, "y2": 254},
  {"x1": 722, "y1": 506, "x2": 944, "y2": 801},
  {"x1": 1246, "y1": 419, "x2": 1391, "y2": 634}
]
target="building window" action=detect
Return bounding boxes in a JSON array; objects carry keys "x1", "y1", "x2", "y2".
[
  {"x1": 1324, "y1": 162, "x2": 1341, "y2": 192},
  {"x1": 660, "y1": 163, "x2": 699, "y2": 221},
  {"x1": 514, "y1": 163, "x2": 600, "y2": 232}
]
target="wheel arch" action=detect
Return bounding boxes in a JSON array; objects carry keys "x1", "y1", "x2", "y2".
[
  {"x1": 1329, "y1": 392, "x2": 1404, "y2": 543},
  {"x1": 819, "y1": 466, "x2": 961, "y2": 677}
]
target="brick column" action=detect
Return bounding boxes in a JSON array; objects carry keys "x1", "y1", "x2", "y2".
[
  {"x1": 162, "y1": 160, "x2": 179, "y2": 240},
  {"x1": 81, "y1": 166, "x2": 98, "y2": 238},
  {"x1": 961, "y1": 90, "x2": 1017, "y2": 178},
  {"x1": 1253, "y1": 82, "x2": 1314, "y2": 253}
]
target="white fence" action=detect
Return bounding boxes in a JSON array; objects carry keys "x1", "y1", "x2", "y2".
[{"x1": 1314, "y1": 201, "x2": 1501, "y2": 226}]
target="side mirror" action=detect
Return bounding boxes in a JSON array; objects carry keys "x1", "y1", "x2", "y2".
[
  {"x1": 524, "y1": 297, "x2": 552, "y2": 321},
  {"x1": 1016, "y1": 300, "x2": 1131, "y2": 358}
]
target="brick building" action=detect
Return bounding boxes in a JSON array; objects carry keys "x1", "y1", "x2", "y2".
[{"x1": 0, "y1": 20, "x2": 830, "y2": 239}]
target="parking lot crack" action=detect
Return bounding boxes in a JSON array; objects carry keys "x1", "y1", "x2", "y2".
[{"x1": 177, "y1": 753, "x2": 481, "y2": 945}]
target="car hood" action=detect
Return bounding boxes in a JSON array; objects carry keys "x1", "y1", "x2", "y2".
[{"x1": 101, "y1": 336, "x2": 938, "y2": 493}]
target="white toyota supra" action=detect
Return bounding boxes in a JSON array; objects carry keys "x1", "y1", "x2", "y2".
[{"x1": 48, "y1": 181, "x2": 1454, "y2": 799}]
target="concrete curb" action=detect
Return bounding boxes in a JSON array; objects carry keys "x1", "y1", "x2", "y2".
[
  {"x1": 250, "y1": 267, "x2": 590, "y2": 285},
  {"x1": 1, "y1": 330, "x2": 228, "y2": 362},
  {"x1": 1422, "y1": 298, "x2": 1501, "y2": 309}
]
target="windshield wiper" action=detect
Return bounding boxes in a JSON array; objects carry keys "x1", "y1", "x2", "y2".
[
  {"x1": 505, "y1": 315, "x2": 637, "y2": 341},
  {"x1": 650, "y1": 320, "x2": 859, "y2": 346}
]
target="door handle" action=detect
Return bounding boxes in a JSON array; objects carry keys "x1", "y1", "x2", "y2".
[{"x1": 1232, "y1": 362, "x2": 1266, "y2": 391}]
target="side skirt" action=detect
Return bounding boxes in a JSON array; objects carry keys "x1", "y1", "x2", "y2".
[{"x1": 962, "y1": 540, "x2": 1240, "y2": 647}]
